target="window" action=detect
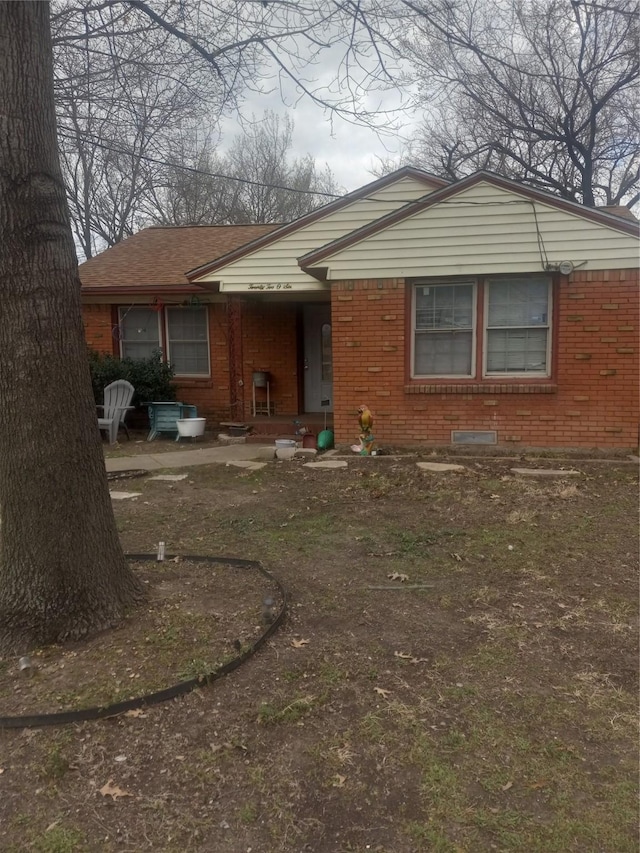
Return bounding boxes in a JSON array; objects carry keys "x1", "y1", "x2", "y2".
[
  {"x1": 321, "y1": 323, "x2": 333, "y2": 382},
  {"x1": 413, "y1": 282, "x2": 475, "y2": 377},
  {"x1": 118, "y1": 304, "x2": 210, "y2": 376},
  {"x1": 485, "y1": 277, "x2": 550, "y2": 375},
  {"x1": 165, "y1": 306, "x2": 209, "y2": 375},
  {"x1": 119, "y1": 307, "x2": 160, "y2": 360},
  {"x1": 412, "y1": 275, "x2": 552, "y2": 379}
]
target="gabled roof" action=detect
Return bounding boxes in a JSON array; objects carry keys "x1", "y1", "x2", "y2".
[
  {"x1": 79, "y1": 224, "x2": 279, "y2": 294},
  {"x1": 185, "y1": 167, "x2": 449, "y2": 281},
  {"x1": 298, "y1": 172, "x2": 639, "y2": 269}
]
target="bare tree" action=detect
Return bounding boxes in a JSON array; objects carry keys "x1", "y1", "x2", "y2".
[
  {"x1": 146, "y1": 134, "x2": 235, "y2": 226},
  {"x1": 51, "y1": 0, "x2": 400, "y2": 255},
  {"x1": 0, "y1": 0, "x2": 392, "y2": 653},
  {"x1": 394, "y1": 0, "x2": 639, "y2": 207},
  {"x1": 150, "y1": 113, "x2": 341, "y2": 226},
  {"x1": 224, "y1": 113, "x2": 341, "y2": 222},
  {"x1": 52, "y1": 2, "x2": 220, "y2": 256}
]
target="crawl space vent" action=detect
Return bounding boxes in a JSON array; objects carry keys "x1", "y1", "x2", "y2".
[{"x1": 451, "y1": 430, "x2": 497, "y2": 445}]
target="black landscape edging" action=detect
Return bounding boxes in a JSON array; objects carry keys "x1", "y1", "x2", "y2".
[{"x1": 0, "y1": 554, "x2": 287, "y2": 730}]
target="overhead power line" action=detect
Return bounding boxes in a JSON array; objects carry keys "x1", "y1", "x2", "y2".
[{"x1": 56, "y1": 127, "x2": 344, "y2": 199}]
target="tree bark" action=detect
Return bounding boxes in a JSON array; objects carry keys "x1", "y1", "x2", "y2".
[{"x1": 0, "y1": 1, "x2": 145, "y2": 654}]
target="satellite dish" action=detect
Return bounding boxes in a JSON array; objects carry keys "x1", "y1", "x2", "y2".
[{"x1": 558, "y1": 261, "x2": 574, "y2": 275}]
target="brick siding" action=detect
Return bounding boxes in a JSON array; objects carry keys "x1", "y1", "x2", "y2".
[
  {"x1": 82, "y1": 300, "x2": 300, "y2": 423},
  {"x1": 83, "y1": 304, "x2": 116, "y2": 355},
  {"x1": 330, "y1": 270, "x2": 639, "y2": 450},
  {"x1": 240, "y1": 301, "x2": 299, "y2": 418}
]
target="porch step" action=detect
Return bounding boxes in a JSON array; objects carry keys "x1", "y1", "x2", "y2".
[
  {"x1": 246, "y1": 432, "x2": 299, "y2": 444},
  {"x1": 246, "y1": 419, "x2": 333, "y2": 438}
]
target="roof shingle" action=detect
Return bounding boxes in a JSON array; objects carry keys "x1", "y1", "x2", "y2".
[{"x1": 79, "y1": 224, "x2": 280, "y2": 289}]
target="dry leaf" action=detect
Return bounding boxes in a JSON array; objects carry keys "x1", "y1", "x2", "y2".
[
  {"x1": 332, "y1": 774, "x2": 346, "y2": 788},
  {"x1": 99, "y1": 779, "x2": 133, "y2": 800},
  {"x1": 291, "y1": 638, "x2": 310, "y2": 648},
  {"x1": 374, "y1": 687, "x2": 391, "y2": 698},
  {"x1": 387, "y1": 572, "x2": 409, "y2": 582},
  {"x1": 501, "y1": 781, "x2": 513, "y2": 791},
  {"x1": 124, "y1": 708, "x2": 146, "y2": 718},
  {"x1": 450, "y1": 553, "x2": 463, "y2": 562},
  {"x1": 0, "y1": 768, "x2": 4, "y2": 775},
  {"x1": 394, "y1": 651, "x2": 412, "y2": 659}
]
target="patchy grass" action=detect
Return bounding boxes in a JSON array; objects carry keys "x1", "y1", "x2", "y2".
[{"x1": 0, "y1": 455, "x2": 637, "y2": 852}]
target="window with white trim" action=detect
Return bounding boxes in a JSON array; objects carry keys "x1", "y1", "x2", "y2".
[
  {"x1": 165, "y1": 306, "x2": 210, "y2": 375},
  {"x1": 413, "y1": 282, "x2": 475, "y2": 377},
  {"x1": 411, "y1": 275, "x2": 552, "y2": 379},
  {"x1": 485, "y1": 277, "x2": 551, "y2": 375}
]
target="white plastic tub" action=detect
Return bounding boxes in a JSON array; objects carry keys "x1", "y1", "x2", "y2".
[
  {"x1": 176, "y1": 417, "x2": 206, "y2": 438},
  {"x1": 275, "y1": 438, "x2": 297, "y2": 460}
]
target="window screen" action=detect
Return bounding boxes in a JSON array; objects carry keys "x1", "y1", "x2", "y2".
[
  {"x1": 486, "y1": 278, "x2": 550, "y2": 374},
  {"x1": 414, "y1": 283, "x2": 474, "y2": 376},
  {"x1": 166, "y1": 307, "x2": 209, "y2": 375},
  {"x1": 119, "y1": 307, "x2": 160, "y2": 360}
]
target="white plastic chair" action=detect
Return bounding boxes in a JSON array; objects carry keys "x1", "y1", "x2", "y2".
[{"x1": 97, "y1": 380, "x2": 135, "y2": 444}]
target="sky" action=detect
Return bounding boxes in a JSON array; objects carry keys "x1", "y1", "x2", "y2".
[{"x1": 218, "y1": 45, "x2": 419, "y2": 194}]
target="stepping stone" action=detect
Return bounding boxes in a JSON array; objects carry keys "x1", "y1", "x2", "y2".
[
  {"x1": 225, "y1": 460, "x2": 267, "y2": 471},
  {"x1": 217, "y1": 434, "x2": 246, "y2": 445},
  {"x1": 110, "y1": 491, "x2": 142, "y2": 500},
  {"x1": 295, "y1": 448, "x2": 317, "y2": 457},
  {"x1": 511, "y1": 467, "x2": 580, "y2": 479},
  {"x1": 149, "y1": 474, "x2": 189, "y2": 482},
  {"x1": 303, "y1": 460, "x2": 348, "y2": 469},
  {"x1": 417, "y1": 462, "x2": 466, "y2": 473},
  {"x1": 253, "y1": 446, "x2": 276, "y2": 460}
]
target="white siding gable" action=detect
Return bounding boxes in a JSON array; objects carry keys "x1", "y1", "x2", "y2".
[
  {"x1": 193, "y1": 176, "x2": 442, "y2": 288},
  {"x1": 307, "y1": 181, "x2": 639, "y2": 280}
]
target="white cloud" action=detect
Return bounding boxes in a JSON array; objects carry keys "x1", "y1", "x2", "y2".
[{"x1": 219, "y1": 53, "x2": 418, "y2": 191}]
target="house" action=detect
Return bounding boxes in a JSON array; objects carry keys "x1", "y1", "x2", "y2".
[{"x1": 80, "y1": 167, "x2": 639, "y2": 450}]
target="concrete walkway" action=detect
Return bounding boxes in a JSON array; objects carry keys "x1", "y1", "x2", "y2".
[{"x1": 104, "y1": 442, "x2": 270, "y2": 473}]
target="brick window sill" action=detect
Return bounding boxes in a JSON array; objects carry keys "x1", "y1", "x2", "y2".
[
  {"x1": 175, "y1": 378, "x2": 213, "y2": 387},
  {"x1": 405, "y1": 383, "x2": 558, "y2": 395}
]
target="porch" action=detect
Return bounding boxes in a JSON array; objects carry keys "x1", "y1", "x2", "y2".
[{"x1": 227, "y1": 413, "x2": 334, "y2": 443}]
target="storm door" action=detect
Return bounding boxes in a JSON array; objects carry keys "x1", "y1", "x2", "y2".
[{"x1": 303, "y1": 304, "x2": 333, "y2": 413}]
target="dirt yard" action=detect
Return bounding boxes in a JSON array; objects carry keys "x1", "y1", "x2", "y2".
[{"x1": 0, "y1": 451, "x2": 637, "y2": 853}]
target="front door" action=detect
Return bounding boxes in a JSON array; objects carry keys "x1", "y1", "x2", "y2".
[{"x1": 303, "y1": 304, "x2": 333, "y2": 413}]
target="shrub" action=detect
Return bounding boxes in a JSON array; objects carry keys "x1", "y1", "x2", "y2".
[{"x1": 88, "y1": 349, "x2": 176, "y2": 407}]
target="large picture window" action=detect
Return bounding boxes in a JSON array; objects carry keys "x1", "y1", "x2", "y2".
[{"x1": 412, "y1": 276, "x2": 552, "y2": 379}]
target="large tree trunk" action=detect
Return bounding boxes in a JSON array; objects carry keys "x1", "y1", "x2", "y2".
[{"x1": 0, "y1": 1, "x2": 145, "y2": 654}]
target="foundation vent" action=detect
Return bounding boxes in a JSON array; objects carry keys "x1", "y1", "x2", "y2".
[{"x1": 451, "y1": 430, "x2": 497, "y2": 445}]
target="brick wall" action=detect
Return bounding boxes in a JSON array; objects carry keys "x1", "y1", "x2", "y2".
[
  {"x1": 82, "y1": 300, "x2": 300, "y2": 424},
  {"x1": 331, "y1": 270, "x2": 639, "y2": 450},
  {"x1": 82, "y1": 302, "x2": 231, "y2": 422},
  {"x1": 83, "y1": 304, "x2": 116, "y2": 355},
  {"x1": 240, "y1": 301, "x2": 299, "y2": 418}
]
